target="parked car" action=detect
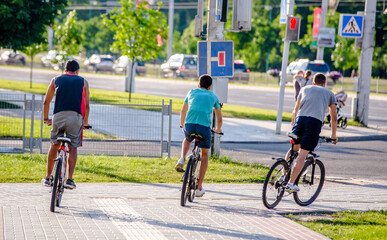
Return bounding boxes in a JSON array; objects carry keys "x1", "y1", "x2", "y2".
[
  {"x1": 41, "y1": 50, "x2": 58, "y2": 68},
  {"x1": 160, "y1": 54, "x2": 197, "y2": 79},
  {"x1": 84, "y1": 54, "x2": 114, "y2": 72},
  {"x1": 113, "y1": 56, "x2": 146, "y2": 75},
  {"x1": 0, "y1": 50, "x2": 25, "y2": 65},
  {"x1": 232, "y1": 60, "x2": 250, "y2": 83},
  {"x1": 284, "y1": 59, "x2": 334, "y2": 86}
]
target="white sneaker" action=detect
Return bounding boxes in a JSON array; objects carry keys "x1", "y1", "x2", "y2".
[
  {"x1": 175, "y1": 157, "x2": 185, "y2": 172},
  {"x1": 195, "y1": 187, "x2": 205, "y2": 197},
  {"x1": 285, "y1": 183, "x2": 300, "y2": 193}
]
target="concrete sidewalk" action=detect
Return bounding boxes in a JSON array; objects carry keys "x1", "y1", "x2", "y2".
[{"x1": 1, "y1": 181, "x2": 386, "y2": 240}]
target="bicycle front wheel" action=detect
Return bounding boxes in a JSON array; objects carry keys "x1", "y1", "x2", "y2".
[
  {"x1": 189, "y1": 159, "x2": 200, "y2": 203},
  {"x1": 293, "y1": 159, "x2": 325, "y2": 206},
  {"x1": 180, "y1": 159, "x2": 192, "y2": 207},
  {"x1": 50, "y1": 159, "x2": 62, "y2": 212},
  {"x1": 262, "y1": 160, "x2": 288, "y2": 209}
]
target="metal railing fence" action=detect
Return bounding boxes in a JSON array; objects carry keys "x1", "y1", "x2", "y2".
[{"x1": 0, "y1": 92, "x2": 172, "y2": 158}]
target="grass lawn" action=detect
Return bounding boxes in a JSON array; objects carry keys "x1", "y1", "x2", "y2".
[
  {"x1": 0, "y1": 78, "x2": 292, "y2": 121},
  {"x1": 286, "y1": 211, "x2": 387, "y2": 240},
  {"x1": 0, "y1": 154, "x2": 268, "y2": 184}
]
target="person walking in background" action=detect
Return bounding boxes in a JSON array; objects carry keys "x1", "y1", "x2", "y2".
[
  {"x1": 303, "y1": 70, "x2": 313, "y2": 86},
  {"x1": 293, "y1": 70, "x2": 304, "y2": 101}
]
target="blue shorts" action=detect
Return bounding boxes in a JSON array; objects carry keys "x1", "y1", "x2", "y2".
[
  {"x1": 184, "y1": 123, "x2": 211, "y2": 149},
  {"x1": 291, "y1": 116, "x2": 322, "y2": 151}
]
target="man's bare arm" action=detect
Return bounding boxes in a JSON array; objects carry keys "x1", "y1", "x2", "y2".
[
  {"x1": 292, "y1": 97, "x2": 301, "y2": 125},
  {"x1": 43, "y1": 79, "x2": 56, "y2": 124},
  {"x1": 180, "y1": 102, "x2": 189, "y2": 127},
  {"x1": 329, "y1": 104, "x2": 337, "y2": 139},
  {"x1": 213, "y1": 107, "x2": 222, "y2": 133}
]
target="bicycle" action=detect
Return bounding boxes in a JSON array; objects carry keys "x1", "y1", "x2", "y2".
[
  {"x1": 180, "y1": 131, "x2": 223, "y2": 207},
  {"x1": 50, "y1": 136, "x2": 71, "y2": 212},
  {"x1": 262, "y1": 134, "x2": 337, "y2": 209},
  {"x1": 49, "y1": 125, "x2": 92, "y2": 212}
]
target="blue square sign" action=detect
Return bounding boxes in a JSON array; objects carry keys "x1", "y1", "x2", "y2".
[
  {"x1": 339, "y1": 14, "x2": 364, "y2": 38},
  {"x1": 198, "y1": 41, "x2": 234, "y2": 77}
]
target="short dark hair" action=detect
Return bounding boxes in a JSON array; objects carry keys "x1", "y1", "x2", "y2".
[
  {"x1": 199, "y1": 74, "x2": 212, "y2": 89},
  {"x1": 65, "y1": 60, "x2": 80, "y2": 72},
  {"x1": 313, "y1": 73, "x2": 326, "y2": 85}
]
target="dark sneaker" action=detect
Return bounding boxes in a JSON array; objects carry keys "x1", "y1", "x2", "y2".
[
  {"x1": 41, "y1": 177, "x2": 52, "y2": 187},
  {"x1": 64, "y1": 179, "x2": 76, "y2": 189}
]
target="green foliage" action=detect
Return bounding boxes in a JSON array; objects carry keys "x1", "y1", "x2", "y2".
[
  {"x1": 331, "y1": 38, "x2": 360, "y2": 72},
  {"x1": 55, "y1": 10, "x2": 83, "y2": 57},
  {"x1": 0, "y1": 0, "x2": 67, "y2": 51},
  {"x1": 78, "y1": 16, "x2": 115, "y2": 55},
  {"x1": 102, "y1": 0, "x2": 168, "y2": 62}
]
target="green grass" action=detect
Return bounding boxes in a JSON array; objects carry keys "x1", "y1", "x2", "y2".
[
  {"x1": 0, "y1": 154, "x2": 268, "y2": 183},
  {"x1": 286, "y1": 211, "x2": 387, "y2": 240},
  {"x1": 0, "y1": 78, "x2": 292, "y2": 121}
]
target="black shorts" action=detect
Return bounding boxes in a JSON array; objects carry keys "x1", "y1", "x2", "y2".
[
  {"x1": 184, "y1": 123, "x2": 211, "y2": 149},
  {"x1": 291, "y1": 116, "x2": 322, "y2": 151}
]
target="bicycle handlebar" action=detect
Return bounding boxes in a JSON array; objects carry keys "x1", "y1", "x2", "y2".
[
  {"x1": 320, "y1": 136, "x2": 338, "y2": 144},
  {"x1": 83, "y1": 125, "x2": 92, "y2": 129},
  {"x1": 211, "y1": 130, "x2": 224, "y2": 135}
]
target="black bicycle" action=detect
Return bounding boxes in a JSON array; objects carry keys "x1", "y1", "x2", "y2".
[
  {"x1": 50, "y1": 136, "x2": 71, "y2": 212},
  {"x1": 262, "y1": 134, "x2": 337, "y2": 209},
  {"x1": 50, "y1": 125, "x2": 92, "y2": 212},
  {"x1": 180, "y1": 131, "x2": 223, "y2": 206}
]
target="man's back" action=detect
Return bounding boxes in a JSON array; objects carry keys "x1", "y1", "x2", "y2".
[
  {"x1": 54, "y1": 74, "x2": 86, "y2": 116},
  {"x1": 298, "y1": 85, "x2": 336, "y2": 122},
  {"x1": 185, "y1": 88, "x2": 220, "y2": 128}
]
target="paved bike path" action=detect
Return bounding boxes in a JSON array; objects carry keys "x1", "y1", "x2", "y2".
[{"x1": 1, "y1": 180, "x2": 386, "y2": 240}]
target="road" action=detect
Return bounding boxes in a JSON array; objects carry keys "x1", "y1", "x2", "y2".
[
  {"x1": 1, "y1": 65, "x2": 386, "y2": 128},
  {"x1": 170, "y1": 139, "x2": 387, "y2": 182}
]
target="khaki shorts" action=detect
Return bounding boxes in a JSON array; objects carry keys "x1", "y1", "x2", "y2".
[{"x1": 51, "y1": 111, "x2": 83, "y2": 147}]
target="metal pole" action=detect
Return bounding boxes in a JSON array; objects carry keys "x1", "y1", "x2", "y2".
[
  {"x1": 40, "y1": 95, "x2": 43, "y2": 154},
  {"x1": 23, "y1": 94, "x2": 26, "y2": 151},
  {"x1": 275, "y1": 0, "x2": 295, "y2": 135},
  {"x1": 160, "y1": 99, "x2": 164, "y2": 158},
  {"x1": 167, "y1": 99, "x2": 172, "y2": 159},
  {"x1": 356, "y1": 0, "x2": 377, "y2": 125},
  {"x1": 30, "y1": 94, "x2": 35, "y2": 153},
  {"x1": 316, "y1": 0, "x2": 328, "y2": 60},
  {"x1": 167, "y1": 0, "x2": 174, "y2": 59},
  {"x1": 207, "y1": 0, "x2": 225, "y2": 155}
]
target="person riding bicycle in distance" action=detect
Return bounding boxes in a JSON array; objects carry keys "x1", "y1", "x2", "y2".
[
  {"x1": 42, "y1": 60, "x2": 90, "y2": 189},
  {"x1": 175, "y1": 74, "x2": 223, "y2": 197},
  {"x1": 285, "y1": 73, "x2": 337, "y2": 193}
]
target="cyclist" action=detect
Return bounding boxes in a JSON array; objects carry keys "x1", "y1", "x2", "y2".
[
  {"x1": 41, "y1": 60, "x2": 90, "y2": 189},
  {"x1": 175, "y1": 74, "x2": 222, "y2": 197},
  {"x1": 285, "y1": 73, "x2": 337, "y2": 192}
]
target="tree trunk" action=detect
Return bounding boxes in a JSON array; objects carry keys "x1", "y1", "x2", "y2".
[
  {"x1": 128, "y1": 58, "x2": 136, "y2": 102},
  {"x1": 30, "y1": 54, "x2": 34, "y2": 89}
]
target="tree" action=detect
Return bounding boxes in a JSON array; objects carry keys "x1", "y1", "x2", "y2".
[
  {"x1": 79, "y1": 16, "x2": 115, "y2": 55},
  {"x1": 331, "y1": 38, "x2": 360, "y2": 76},
  {"x1": 24, "y1": 43, "x2": 43, "y2": 88},
  {"x1": 0, "y1": 0, "x2": 66, "y2": 51},
  {"x1": 54, "y1": 10, "x2": 83, "y2": 71},
  {"x1": 103, "y1": 0, "x2": 168, "y2": 101}
]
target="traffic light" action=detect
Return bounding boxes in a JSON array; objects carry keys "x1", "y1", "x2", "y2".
[{"x1": 285, "y1": 16, "x2": 301, "y2": 42}]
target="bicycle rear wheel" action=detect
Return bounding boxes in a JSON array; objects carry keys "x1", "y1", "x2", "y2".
[
  {"x1": 293, "y1": 159, "x2": 325, "y2": 206},
  {"x1": 50, "y1": 159, "x2": 62, "y2": 212},
  {"x1": 188, "y1": 159, "x2": 200, "y2": 202},
  {"x1": 180, "y1": 159, "x2": 192, "y2": 206},
  {"x1": 262, "y1": 160, "x2": 288, "y2": 209}
]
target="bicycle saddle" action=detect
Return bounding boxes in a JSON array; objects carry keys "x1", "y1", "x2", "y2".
[
  {"x1": 288, "y1": 132, "x2": 299, "y2": 140},
  {"x1": 57, "y1": 137, "x2": 71, "y2": 143},
  {"x1": 190, "y1": 133, "x2": 203, "y2": 139}
]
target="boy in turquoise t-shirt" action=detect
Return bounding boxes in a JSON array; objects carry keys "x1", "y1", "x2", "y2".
[{"x1": 175, "y1": 74, "x2": 223, "y2": 197}]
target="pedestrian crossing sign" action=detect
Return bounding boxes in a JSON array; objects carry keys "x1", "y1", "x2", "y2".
[{"x1": 339, "y1": 14, "x2": 364, "y2": 38}]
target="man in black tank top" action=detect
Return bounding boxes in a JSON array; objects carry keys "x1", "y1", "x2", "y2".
[{"x1": 42, "y1": 60, "x2": 90, "y2": 189}]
